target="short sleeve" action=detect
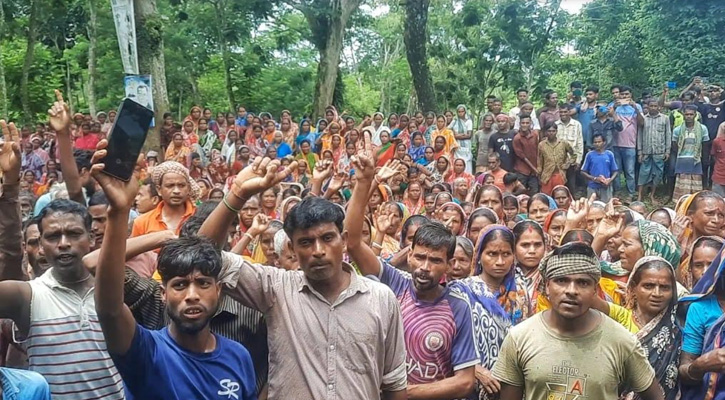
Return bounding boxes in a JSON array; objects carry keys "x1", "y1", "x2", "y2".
[
  {"x1": 609, "y1": 151, "x2": 619, "y2": 171},
  {"x1": 222, "y1": 252, "x2": 284, "y2": 313},
  {"x1": 581, "y1": 152, "x2": 591, "y2": 173},
  {"x1": 702, "y1": 125, "x2": 710, "y2": 142},
  {"x1": 491, "y1": 331, "x2": 524, "y2": 386},
  {"x1": 623, "y1": 340, "x2": 656, "y2": 393},
  {"x1": 608, "y1": 303, "x2": 636, "y2": 333},
  {"x1": 450, "y1": 297, "x2": 480, "y2": 371},
  {"x1": 682, "y1": 301, "x2": 708, "y2": 355},
  {"x1": 378, "y1": 259, "x2": 411, "y2": 297},
  {"x1": 381, "y1": 290, "x2": 408, "y2": 392},
  {"x1": 110, "y1": 324, "x2": 154, "y2": 390}
]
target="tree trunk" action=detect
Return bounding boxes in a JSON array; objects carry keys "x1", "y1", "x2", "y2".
[
  {"x1": 20, "y1": 0, "x2": 40, "y2": 119},
  {"x1": 214, "y1": 1, "x2": 235, "y2": 111},
  {"x1": 86, "y1": 0, "x2": 98, "y2": 116},
  {"x1": 404, "y1": 0, "x2": 437, "y2": 113},
  {"x1": 305, "y1": 0, "x2": 362, "y2": 120},
  {"x1": 134, "y1": 0, "x2": 169, "y2": 153},
  {"x1": 0, "y1": 0, "x2": 7, "y2": 120}
]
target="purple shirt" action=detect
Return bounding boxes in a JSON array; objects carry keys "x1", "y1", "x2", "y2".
[
  {"x1": 614, "y1": 103, "x2": 642, "y2": 148},
  {"x1": 378, "y1": 261, "x2": 479, "y2": 384}
]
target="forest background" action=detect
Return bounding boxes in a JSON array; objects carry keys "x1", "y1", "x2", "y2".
[{"x1": 1, "y1": 0, "x2": 724, "y2": 149}]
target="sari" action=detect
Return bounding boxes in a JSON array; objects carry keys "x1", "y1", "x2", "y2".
[
  {"x1": 450, "y1": 225, "x2": 528, "y2": 371},
  {"x1": 446, "y1": 160, "x2": 475, "y2": 187},
  {"x1": 164, "y1": 144, "x2": 191, "y2": 166},
  {"x1": 182, "y1": 106, "x2": 202, "y2": 132},
  {"x1": 438, "y1": 202, "x2": 467, "y2": 235},
  {"x1": 375, "y1": 130, "x2": 396, "y2": 167},
  {"x1": 403, "y1": 190, "x2": 425, "y2": 216},
  {"x1": 207, "y1": 153, "x2": 230, "y2": 185},
  {"x1": 296, "y1": 151, "x2": 318, "y2": 174},
  {"x1": 296, "y1": 119, "x2": 316, "y2": 148},
  {"x1": 431, "y1": 127, "x2": 458, "y2": 157},
  {"x1": 681, "y1": 236, "x2": 725, "y2": 290},
  {"x1": 680, "y1": 313, "x2": 725, "y2": 400},
  {"x1": 408, "y1": 132, "x2": 427, "y2": 163},
  {"x1": 620, "y1": 256, "x2": 682, "y2": 400},
  {"x1": 371, "y1": 112, "x2": 386, "y2": 146},
  {"x1": 330, "y1": 134, "x2": 344, "y2": 164},
  {"x1": 449, "y1": 104, "x2": 473, "y2": 173},
  {"x1": 676, "y1": 191, "x2": 705, "y2": 285}
]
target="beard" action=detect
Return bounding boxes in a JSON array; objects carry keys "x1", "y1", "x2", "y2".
[{"x1": 166, "y1": 305, "x2": 215, "y2": 335}]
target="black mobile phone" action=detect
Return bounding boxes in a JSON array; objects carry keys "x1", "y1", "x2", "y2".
[{"x1": 101, "y1": 98, "x2": 154, "y2": 181}]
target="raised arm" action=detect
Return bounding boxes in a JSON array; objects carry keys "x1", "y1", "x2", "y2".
[
  {"x1": 199, "y1": 157, "x2": 296, "y2": 248},
  {"x1": 0, "y1": 120, "x2": 25, "y2": 281},
  {"x1": 90, "y1": 139, "x2": 140, "y2": 355},
  {"x1": 83, "y1": 230, "x2": 176, "y2": 275},
  {"x1": 48, "y1": 90, "x2": 85, "y2": 205},
  {"x1": 346, "y1": 155, "x2": 387, "y2": 276}
]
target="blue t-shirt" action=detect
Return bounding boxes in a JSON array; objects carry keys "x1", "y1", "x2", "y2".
[
  {"x1": 112, "y1": 325, "x2": 256, "y2": 400},
  {"x1": 581, "y1": 150, "x2": 619, "y2": 189},
  {"x1": 576, "y1": 103, "x2": 596, "y2": 148},
  {"x1": 0, "y1": 368, "x2": 51, "y2": 400},
  {"x1": 682, "y1": 296, "x2": 724, "y2": 355},
  {"x1": 378, "y1": 260, "x2": 479, "y2": 384}
]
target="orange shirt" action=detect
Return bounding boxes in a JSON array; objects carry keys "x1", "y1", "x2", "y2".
[
  {"x1": 131, "y1": 200, "x2": 196, "y2": 237},
  {"x1": 490, "y1": 168, "x2": 508, "y2": 192}
]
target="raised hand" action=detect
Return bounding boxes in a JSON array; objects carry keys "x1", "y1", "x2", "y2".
[
  {"x1": 231, "y1": 157, "x2": 297, "y2": 200},
  {"x1": 351, "y1": 154, "x2": 375, "y2": 181},
  {"x1": 595, "y1": 201, "x2": 625, "y2": 240},
  {"x1": 376, "y1": 159, "x2": 402, "y2": 182},
  {"x1": 249, "y1": 214, "x2": 270, "y2": 236},
  {"x1": 90, "y1": 140, "x2": 139, "y2": 210},
  {"x1": 671, "y1": 214, "x2": 691, "y2": 241},
  {"x1": 0, "y1": 120, "x2": 21, "y2": 184},
  {"x1": 47, "y1": 90, "x2": 71, "y2": 134},
  {"x1": 374, "y1": 210, "x2": 394, "y2": 234},
  {"x1": 328, "y1": 171, "x2": 347, "y2": 191},
  {"x1": 313, "y1": 159, "x2": 334, "y2": 182},
  {"x1": 566, "y1": 193, "x2": 595, "y2": 228}
]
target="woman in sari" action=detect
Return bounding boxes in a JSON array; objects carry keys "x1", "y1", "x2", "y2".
[
  {"x1": 247, "y1": 124, "x2": 268, "y2": 158},
  {"x1": 220, "y1": 129, "x2": 237, "y2": 167},
  {"x1": 337, "y1": 140, "x2": 356, "y2": 176},
  {"x1": 551, "y1": 185, "x2": 573, "y2": 210},
  {"x1": 435, "y1": 202, "x2": 466, "y2": 235},
  {"x1": 449, "y1": 104, "x2": 473, "y2": 173},
  {"x1": 403, "y1": 180, "x2": 425, "y2": 216},
  {"x1": 408, "y1": 131, "x2": 426, "y2": 163},
  {"x1": 164, "y1": 132, "x2": 191, "y2": 166},
  {"x1": 590, "y1": 256, "x2": 682, "y2": 400},
  {"x1": 375, "y1": 129, "x2": 396, "y2": 167},
  {"x1": 543, "y1": 209, "x2": 567, "y2": 249},
  {"x1": 512, "y1": 220, "x2": 547, "y2": 314},
  {"x1": 182, "y1": 106, "x2": 202, "y2": 132},
  {"x1": 206, "y1": 150, "x2": 230, "y2": 186},
  {"x1": 295, "y1": 140, "x2": 318, "y2": 174},
  {"x1": 371, "y1": 201, "x2": 408, "y2": 260},
  {"x1": 431, "y1": 114, "x2": 458, "y2": 157},
  {"x1": 279, "y1": 117, "x2": 297, "y2": 149},
  {"x1": 391, "y1": 114, "x2": 408, "y2": 137},
  {"x1": 450, "y1": 225, "x2": 528, "y2": 399},
  {"x1": 446, "y1": 158, "x2": 475, "y2": 187},
  {"x1": 296, "y1": 119, "x2": 316, "y2": 148}
]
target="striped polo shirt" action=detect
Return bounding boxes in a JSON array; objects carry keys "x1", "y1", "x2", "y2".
[{"x1": 26, "y1": 269, "x2": 125, "y2": 400}]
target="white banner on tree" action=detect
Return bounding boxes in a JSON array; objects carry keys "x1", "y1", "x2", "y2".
[{"x1": 111, "y1": 0, "x2": 139, "y2": 75}]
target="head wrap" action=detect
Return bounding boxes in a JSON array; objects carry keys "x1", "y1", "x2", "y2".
[
  {"x1": 152, "y1": 161, "x2": 201, "y2": 201},
  {"x1": 439, "y1": 202, "x2": 466, "y2": 235},
  {"x1": 146, "y1": 150, "x2": 158, "y2": 159},
  {"x1": 539, "y1": 247, "x2": 601, "y2": 282},
  {"x1": 636, "y1": 220, "x2": 682, "y2": 268},
  {"x1": 626, "y1": 256, "x2": 677, "y2": 309}
]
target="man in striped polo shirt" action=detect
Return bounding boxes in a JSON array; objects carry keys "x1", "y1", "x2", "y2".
[{"x1": 0, "y1": 112, "x2": 125, "y2": 398}]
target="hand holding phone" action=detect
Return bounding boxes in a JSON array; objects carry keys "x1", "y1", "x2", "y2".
[{"x1": 101, "y1": 98, "x2": 154, "y2": 181}]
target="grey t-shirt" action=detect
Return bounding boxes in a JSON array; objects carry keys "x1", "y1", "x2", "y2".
[{"x1": 492, "y1": 312, "x2": 655, "y2": 399}]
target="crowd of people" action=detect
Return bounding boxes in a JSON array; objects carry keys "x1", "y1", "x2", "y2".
[{"x1": 0, "y1": 77, "x2": 723, "y2": 399}]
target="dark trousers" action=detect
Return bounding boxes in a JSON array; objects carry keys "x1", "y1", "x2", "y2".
[
  {"x1": 518, "y1": 173, "x2": 540, "y2": 195},
  {"x1": 566, "y1": 165, "x2": 579, "y2": 195}
]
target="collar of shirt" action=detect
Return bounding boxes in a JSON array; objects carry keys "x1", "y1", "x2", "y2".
[
  {"x1": 151, "y1": 200, "x2": 195, "y2": 227},
  {"x1": 298, "y1": 262, "x2": 370, "y2": 305}
]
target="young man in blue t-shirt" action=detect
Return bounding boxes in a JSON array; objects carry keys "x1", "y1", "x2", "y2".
[
  {"x1": 581, "y1": 133, "x2": 619, "y2": 202},
  {"x1": 91, "y1": 144, "x2": 257, "y2": 400}
]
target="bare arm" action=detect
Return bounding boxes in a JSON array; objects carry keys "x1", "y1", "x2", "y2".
[
  {"x1": 345, "y1": 155, "x2": 383, "y2": 277},
  {"x1": 83, "y1": 230, "x2": 176, "y2": 275},
  {"x1": 407, "y1": 367, "x2": 475, "y2": 400},
  {"x1": 637, "y1": 378, "x2": 665, "y2": 400},
  {"x1": 679, "y1": 349, "x2": 725, "y2": 385},
  {"x1": 48, "y1": 91, "x2": 85, "y2": 205},
  {"x1": 0, "y1": 121, "x2": 25, "y2": 281},
  {"x1": 382, "y1": 390, "x2": 407, "y2": 400},
  {"x1": 91, "y1": 142, "x2": 140, "y2": 355}
]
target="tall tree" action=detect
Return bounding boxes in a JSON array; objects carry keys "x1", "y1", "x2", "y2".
[
  {"x1": 403, "y1": 0, "x2": 437, "y2": 112},
  {"x1": 86, "y1": 0, "x2": 98, "y2": 116},
  {"x1": 134, "y1": 0, "x2": 169, "y2": 152},
  {"x1": 295, "y1": 0, "x2": 362, "y2": 119},
  {"x1": 20, "y1": 0, "x2": 40, "y2": 119}
]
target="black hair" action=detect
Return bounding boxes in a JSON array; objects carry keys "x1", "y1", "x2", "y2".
[
  {"x1": 503, "y1": 194, "x2": 518, "y2": 208},
  {"x1": 401, "y1": 215, "x2": 429, "y2": 244},
  {"x1": 516, "y1": 88, "x2": 528, "y2": 95},
  {"x1": 467, "y1": 208, "x2": 497, "y2": 232},
  {"x1": 157, "y1": 236, "x2": 222, "y2": 284},
  {"x1": 22, "y1": 215, "x2": 41, "y2": 238},
  {"x1": 180, "y1": 200, "x2": 238, "y2": 238},
  {"x1": 492, "y1": 98, "x2": 503, "y2": 104},
  {"x1": 208, "y1": 188, "x2": 224, "y2": 198},
  {"x1": 300, "y1": 188, "x2": 312, "y2": 198},
  {"x1": 426, "y1": 111, "x2": 436, "y2": 117},
  {"x1": 560, "y1": 229, "x2": 594, "y2": 246},
  {"x1": 552, "y1": 241, "x2": 596, "y2": 257},
  {"x1": 37, "y1": 199, "x2": 92, "y2": 236},
  {"x1": 284, "y1": 196, "x2": 344, "y2": 237},
  {"x1": 543, "y1": 121, "x2": 557, "y2": 132},
  {"x1": 585, "y1": 86, "x2": 599, "y2": 94},
  {"x1": 619, "y1": 85, "x2": 632, "y2": 93},
  {"x1": 544, "y1": 91, "x2": 557, "y2": 100},
  {"x1": 479, "y1": 228, "x2": 515, "y2": 254},
  {"x1": 412, "y1": 222, "x2": 456, "y2": 260},
  {"x1": 684, "y1": 104, "x2": 699, "y2": 113},
  {"x1": 570, "y1": 81, "x2": 583, "y2": 89},
  {"x1": 694, "y1": 237, "x2": 724, "y2": 254},
  {"x1": 73, "y1": 149, "x2": 93, "y2": 172},
  {"x1": 503, "y1": 172, "x2": 519, "y2": 186},
  {"x1": 592, "y1": 132, "x2": 605, "y2": 142},
  {"x1": 190, "y1": 152, "x2": 201, "y2": 160},
  {"x1": 610, "y1": 84, "x2": 621, "y2": 91},
  {"x1": 163, "y1": 112, "x2": 172, "y2": 119},
  {"x1": 519, "y1": 114, "x2": 532, "y2": 122},
  {"x1": 559, "y1": 103, "x2": 575, "y2": 111},
  {"x1": 198, "y1": 118, "x2": 208, "y2": 125},
  {"x1": 630, "y1": 258, "x2": 675, "y2": 288},
  {"x1": 513, "y1": 220, "x2": 545, "y2": 243},
  {"x1": 385, "y1": 201, "x2": 404, "y2": 218},
  {"x1": 88, "y1": 192, "x2": 109, "y2": 207},
  {"x1": 486, "y1": 95, "x2": 497, "y2": 100},
  {"x1": 528, "y1": 193, "x2": 552, "y2": 214},
  {"x1": 282, "y1": 188, "x2": 297, "y2": 198}
]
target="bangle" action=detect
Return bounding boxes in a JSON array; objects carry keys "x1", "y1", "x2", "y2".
[
  {"x1": 243, "y1": 232, "x2": 255, "y2": 241},
  {"x1": 372, "y1": 242, "x2": 383, "y2": 250},
  {"x1": 228, "y1": 184, "x2": 246, "y2": 201},
  {"x1": 374, "y1": 175, "x2": 382, "y2": 184},
  {"x1": 222, "y1": 195, "x2": 241, "y2": 214}
]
